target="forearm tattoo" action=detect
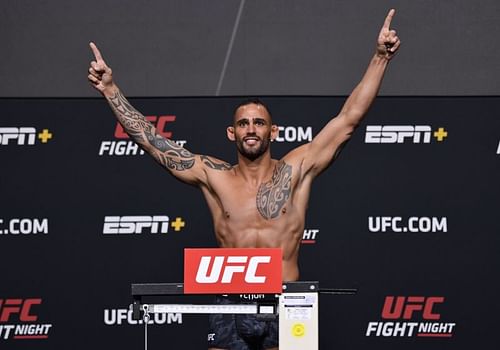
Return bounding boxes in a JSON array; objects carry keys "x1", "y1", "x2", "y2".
[
  {"x1": 108, "y1": 90, "x2": 194, "y2": 171},
  {"x1": 200, "y1": 155, "x2": 232, "y2": 171},
  {"x1": 256, "y1": 161, "x2": 292, "y2": 220}
]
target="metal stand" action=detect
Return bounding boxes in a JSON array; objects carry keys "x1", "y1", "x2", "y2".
[{"x1": 131, "y1": 281, "x2": 356, "y2": 350}]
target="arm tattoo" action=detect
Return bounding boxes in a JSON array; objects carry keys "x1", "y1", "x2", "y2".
[
  {"x1": 200, "y1": 155, "x2": 232, "y2": 171},
  {"x1": 108, "y1": 90, "x2": 148, "y2": 143},
  {"x1": 256, "y1": 161, "x2": 292, "y2": 220},
  {"x1": 108, "y1": 90, "x2": 195, "y2": 171},
  {"x1": 144, "y1": 125, "x2": 195, "y2": 170}
]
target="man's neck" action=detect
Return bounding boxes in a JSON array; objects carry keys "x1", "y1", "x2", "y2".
[{"x1": 236, "y1": 152, "x2": 275, "y2": 185}]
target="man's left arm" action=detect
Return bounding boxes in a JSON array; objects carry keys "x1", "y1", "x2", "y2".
[{"x1": 299, "y1": 9, "x2": 401, "y2": 177}]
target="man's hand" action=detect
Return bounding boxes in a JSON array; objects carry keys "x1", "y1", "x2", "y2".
[
  {"x1": 88, "y1": 42, "x2": 115, "y2": 96},
  {"x1": 376, "y1": 9, "x2": 401, "y2": 60}
]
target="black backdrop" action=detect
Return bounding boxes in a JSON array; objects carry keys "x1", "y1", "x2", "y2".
[{"x1": 1, "y1": 97, "x2": 499, "y2": 349}]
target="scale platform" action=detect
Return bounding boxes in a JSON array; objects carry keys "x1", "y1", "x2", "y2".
[{"x1": 131, "y1": 281, "x2": 356, "y2": 350}]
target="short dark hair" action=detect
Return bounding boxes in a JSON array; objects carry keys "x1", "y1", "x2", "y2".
[{"x1": 233, "y1": 98, "x2": 272, "y2": 120}]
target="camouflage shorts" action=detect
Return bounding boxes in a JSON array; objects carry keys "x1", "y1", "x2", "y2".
[{"x1": 207, "y1": 295, "x2": 278, "y2": 350}]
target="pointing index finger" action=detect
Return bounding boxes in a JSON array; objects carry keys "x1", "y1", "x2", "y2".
[
  {"x1": 89, "y1": 42, "x2": 104, "y2": 62},
  {"x1": 383, "y1": 9, "x2": 396, "y2": 30}
]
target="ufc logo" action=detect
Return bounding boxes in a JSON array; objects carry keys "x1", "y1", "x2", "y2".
[
  {"x1": 184, "y1": 248, "x2": 282, "y2": 294},
  {"x1": 115, "y1": 115, "x2": 176, "y2": 139},
  {"x1": 381, "y1": 296, "x2": 444, "y2": 320},
  {"x1": 0, "y1": 298, "x2": 41, "y2": 322},
  {"x1": 365, "y1": 125, "x2": 432, "y2": 143},
  {"x1": 195, "y1": 256, "x2": 271, "y2": 284}
]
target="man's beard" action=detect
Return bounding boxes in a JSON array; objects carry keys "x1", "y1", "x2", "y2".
[{"x1": 236, "y1": 135, "x2": 271, "y2": 161}]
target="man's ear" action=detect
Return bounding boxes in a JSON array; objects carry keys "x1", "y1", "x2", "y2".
[
  {"x1": 227, "y1": 126, "x2": 235, "y2": 141},
  {"x1": 270, "y1": 124, "x2": 278, "y2": 142}
]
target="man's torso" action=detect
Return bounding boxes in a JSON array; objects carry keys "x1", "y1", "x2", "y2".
[{"x1": 199, "y1": 157, "x2": 313, "y2": 281}]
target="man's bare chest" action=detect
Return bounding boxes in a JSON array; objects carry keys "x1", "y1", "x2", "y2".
[{"x1": 209, "y1": 161, "x2": 294, "y2": 220}]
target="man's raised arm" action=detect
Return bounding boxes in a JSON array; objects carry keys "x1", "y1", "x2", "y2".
[
  {"x1": 87, "y1": 42, "x2": 225, "y2": 185},
  {"x1": 297, "y1": 9, "x2": 401, "y2": 177}
]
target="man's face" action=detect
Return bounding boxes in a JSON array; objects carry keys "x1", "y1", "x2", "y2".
[{"x1": 231, "y1": 103, "x2": 274, "y2": 161}]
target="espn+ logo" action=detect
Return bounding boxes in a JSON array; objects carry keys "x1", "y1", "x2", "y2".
[
  {"x1": 0, "y1": 127, "x2": 52, "y2": 146},
  {"x1": 365, "y1": 125, "x2": 447, "y2": 143},
  {"x1": 103, "y1": 215, "x2": 185, "y2": 234}
]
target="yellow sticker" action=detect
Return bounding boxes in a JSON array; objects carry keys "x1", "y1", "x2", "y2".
[{"x1": 292, "y1": 323, "x2": 306, "y2": 337}]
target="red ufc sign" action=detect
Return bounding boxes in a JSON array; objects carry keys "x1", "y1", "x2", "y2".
[
  {"x1": 114, "y1": 115, "x2": 176, "y2": 139},
  {"x1": 184, "y1": 248, "x2": 282, "y2": 294},
  {"x1": 0, "y1": 298, "x2": 41, "y2": 322},
  {"x1": 382, "y1": 296, "x2": 444, "y2": 320}
]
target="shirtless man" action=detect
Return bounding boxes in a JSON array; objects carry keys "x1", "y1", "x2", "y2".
[{"x1": 88, "y1": 9, "x2": 400, "y2": 350}]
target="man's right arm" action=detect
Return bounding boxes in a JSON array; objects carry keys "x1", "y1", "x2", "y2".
[
  {"x1": 106, "y1": 87, "x2": 200, "y2": 177},
  {"x1": 87, "y1": 42, "x2": 229, "y2": 185}
]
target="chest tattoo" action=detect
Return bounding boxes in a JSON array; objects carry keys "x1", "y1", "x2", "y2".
[{"x1": 256, "y1": 161, "x2": 292, "y2": 220}]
